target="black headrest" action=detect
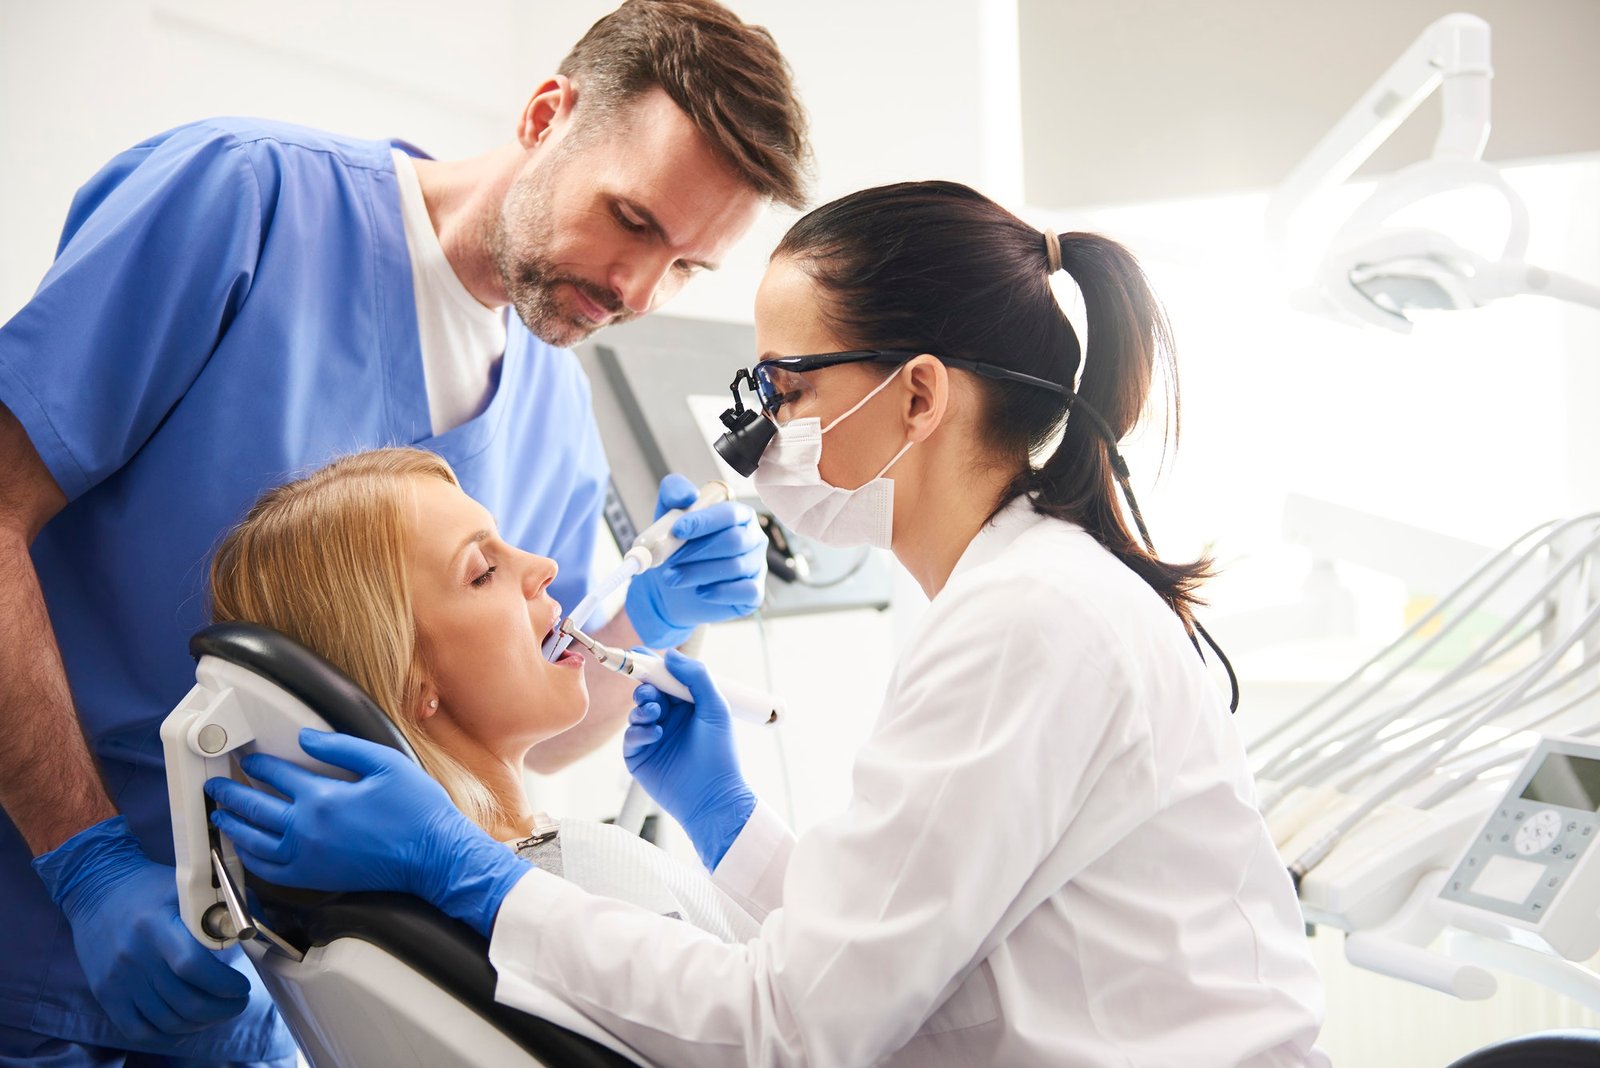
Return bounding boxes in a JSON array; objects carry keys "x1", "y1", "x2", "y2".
[
  {"x1": 1445, "y1": 1029, "x2": 1600, "y2": 1068},
  {"x1": 190, "y1": 621, "x2": 418, "y2": 764},
  {"x1": 189, "y1": 623, "x2": 637, "y2": 1066}
]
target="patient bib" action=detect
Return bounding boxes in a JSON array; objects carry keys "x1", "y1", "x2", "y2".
[{"x1": 513, "y1": 818, "x2": 759, "y2": 943}]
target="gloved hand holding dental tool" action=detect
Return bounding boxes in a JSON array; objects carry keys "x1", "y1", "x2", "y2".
[
  {"x1": 623, "y1": 651, "x2": 758, "y2": 870},
  {"x1": 543, "y1": 474, "x2": 777, "y2": 839},
  {"x1": 594, "y1": 473, "x2": 769, "y2": 653},
  {"x1": 528, "y1": 472, "x2": 768, "y2": 772}
]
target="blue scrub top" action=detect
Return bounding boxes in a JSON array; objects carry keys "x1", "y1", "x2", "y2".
[{"x1": 0, "y1": 119, "x2": 609, "y2": 1057}]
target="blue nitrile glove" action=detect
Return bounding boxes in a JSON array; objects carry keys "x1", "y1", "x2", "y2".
[
  {"x1": 624, "y1": 649, "x2": 757, "y2": 870},
  {"x1": 625, "y1": 473, "x2": 768, "y2": 649},
  {"x1": 32, "y1": 816, "x2": 251, "y2": 1044},
  {"x1": 205, "y1": 730, "x2": 530, "y2": 938}
]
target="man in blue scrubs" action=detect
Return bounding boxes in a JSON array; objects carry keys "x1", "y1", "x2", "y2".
[{"x1": 0, "y1": 2, "x2": 808, "y2": 1064}]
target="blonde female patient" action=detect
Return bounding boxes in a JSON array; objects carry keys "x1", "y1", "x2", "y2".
[{"x1": 208, "y1": 446, "x2": 755, "y2": 943}]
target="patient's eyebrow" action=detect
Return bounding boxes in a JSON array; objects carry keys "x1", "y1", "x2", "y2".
[{"x1": 452, "y1": 530, "x2": 491, "y2": 565}]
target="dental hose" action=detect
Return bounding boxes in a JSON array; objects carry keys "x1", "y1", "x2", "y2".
[
  {"x1": 542, "y1": 480, "x2": 733, "y2": 662},
  {"x1": 541, "y1": 478, "x2": 767, "y2": 838},
  {"x1": 560, "y1": 616, "x2": 784, "y2": 837},
  {"x1": 541, "y1": 561, "x2": 641, "y2": 661}
]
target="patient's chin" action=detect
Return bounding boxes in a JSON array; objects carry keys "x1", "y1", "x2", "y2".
[
  {"x1": 557, "y1": 692, "x2": 590, "y2": 731},
  {"x1": 528, "y1": 690, "x2": 589, "y2": 743}
]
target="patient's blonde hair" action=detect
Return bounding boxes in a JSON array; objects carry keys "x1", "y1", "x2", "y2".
[{"x1": 210, "y1": 447, "x2": 503, "y2": 829}]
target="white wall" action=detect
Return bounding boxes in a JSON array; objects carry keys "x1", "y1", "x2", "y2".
[
  {"x1": 1016, "y1": 0, "x2": 1600, "y2": 208},
  {"x1": 0, "y1": 0, "x2": 525, "y2": 322}
]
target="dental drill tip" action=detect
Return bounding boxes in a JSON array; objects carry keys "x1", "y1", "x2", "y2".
[
  {"x1": 559, "y1": 620, "x2": 609, "y2": 662},
  {"x1": 543, "y1": 616, "x2": 580, "y2": 663}
]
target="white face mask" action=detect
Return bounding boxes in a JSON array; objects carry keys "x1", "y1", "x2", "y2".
[{"x1": 750, "y1": 368, "x2": 915, "y2": 549}]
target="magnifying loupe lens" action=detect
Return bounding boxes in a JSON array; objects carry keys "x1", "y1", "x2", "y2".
[{"x1": 713, "y1": 411, "x2": 776, "y2": 477}]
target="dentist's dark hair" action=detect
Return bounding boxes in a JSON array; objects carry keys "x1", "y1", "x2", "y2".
[{"x1": 772, "y1": 180, "x2": 1211, "y2": 628}]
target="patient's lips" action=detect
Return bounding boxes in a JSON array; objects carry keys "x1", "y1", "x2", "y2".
[{"x1": 539, "y1": 605, "x2": 562, "y2": 646}]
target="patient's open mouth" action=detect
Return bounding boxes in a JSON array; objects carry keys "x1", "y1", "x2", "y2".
[{"x1": 542, "y1": 610, "x2": 585, "y2": 668}]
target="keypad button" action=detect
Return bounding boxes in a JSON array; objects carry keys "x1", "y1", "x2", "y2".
[
  {"x1": 1501, "y1": 833, "x2": 1511, "y2": 843},
  {"x1": 1551, "y1": 844, "x2": 1564, "y2": 855},
  {"x1": 1568, "y1": 821, "x2": 1579, "y2": 832},
  {"x1": 1584, "y1": 826, "x2": 1593, "y2": 838},
  {"x1": 1548, "y1": 876, "x2": 1560, "y2": 888},
  {"x1": 1516, "y1": 811, "x2": 1527, "y2": 820},
  {"x1": 1567, "y1": 851, "x2": 1578, "y2": 861},
  {"x1": 1467, "y1": 857, "x2": 1478, "y2": 867}
]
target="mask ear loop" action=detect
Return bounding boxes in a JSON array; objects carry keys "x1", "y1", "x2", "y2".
[{"x1": 821, "y1": 361, "x2": 907, "y2": 434}]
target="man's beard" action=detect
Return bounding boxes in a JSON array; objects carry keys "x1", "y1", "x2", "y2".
[{"x1": 487, "y1": 165, "x2": 635, "y2": 348}]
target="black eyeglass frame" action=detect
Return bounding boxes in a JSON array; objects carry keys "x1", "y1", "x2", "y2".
[{"x1": 740, "y1": 348, "x2": 1068, "y2": 420}]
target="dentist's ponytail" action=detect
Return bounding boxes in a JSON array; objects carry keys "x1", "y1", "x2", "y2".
[
  {"x1": 1022, "y1": 230, "x2": 1212, "y2": 629},
  {"x1": 774, "y1": 181, "x2": 1212, "y2": 633}
]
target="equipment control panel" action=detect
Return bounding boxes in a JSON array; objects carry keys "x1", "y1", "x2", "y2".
[{"x1": 1439, "y1": 736, "x2": 1600, "y2": 960}]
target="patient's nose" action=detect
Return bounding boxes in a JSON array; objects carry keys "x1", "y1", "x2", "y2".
[{"x1": 521, "y1": 550, "x2": 558, "y2": 599}]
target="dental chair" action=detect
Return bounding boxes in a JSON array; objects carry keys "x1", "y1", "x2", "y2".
[
  {"x1": 1445, "y1": 1030, "x2": 1600, "y2": 1066},
  {"x1": 162, "y1": 621, "x2": 642, "y2": 1068}
]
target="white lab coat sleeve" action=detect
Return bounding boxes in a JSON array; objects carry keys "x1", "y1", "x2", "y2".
[
  {"x1": 488, "y1": 577, "x2": 1156, "y2": 1067},
  {"x1": 710, "y1": 801, "x2": 794, "y2": 922}
]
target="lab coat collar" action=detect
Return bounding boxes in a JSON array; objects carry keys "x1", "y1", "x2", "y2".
[{"x1": 943, "y1": 493, "x2": 1052, "y2": 591}]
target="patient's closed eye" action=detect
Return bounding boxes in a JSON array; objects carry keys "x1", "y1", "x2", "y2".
[{"x1": 471, "y1": 565, "x2": 497, "y2": 588}]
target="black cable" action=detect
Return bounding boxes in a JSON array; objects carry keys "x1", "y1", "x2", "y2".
[
  {"x1": 1070, "y1": 394, "x2": 1241, "y2": 714},
  {"x1": 1194, "y1": 621, "x2": 1242, "y2": 715}
]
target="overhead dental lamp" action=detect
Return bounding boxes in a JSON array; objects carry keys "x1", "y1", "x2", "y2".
[{"x1": 1266, "y1": 13, "x2": 1600, "y2": 332}]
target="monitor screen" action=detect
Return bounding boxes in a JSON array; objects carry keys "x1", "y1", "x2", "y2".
[{"x1": 1521, "y1": 752, "x2": 1600, "y2": 812}]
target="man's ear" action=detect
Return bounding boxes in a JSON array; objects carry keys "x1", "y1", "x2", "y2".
[
  {"x1": 517, "y1": 75, "x2": 577, "y2": 149},
  {"x1": 902, "y1": 354, "x2": 949, "y2": 444}
]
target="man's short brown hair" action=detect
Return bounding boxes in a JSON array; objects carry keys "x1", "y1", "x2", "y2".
[{"x1": 559, "y1": 0, "x2": 810, "y2": 208}]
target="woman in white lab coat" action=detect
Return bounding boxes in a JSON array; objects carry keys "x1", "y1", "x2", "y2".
[{"x1": 209, "y1": 181, "x2": 1330, "y2": 1067}]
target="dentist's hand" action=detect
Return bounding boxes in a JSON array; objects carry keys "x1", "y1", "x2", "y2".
[
  {"x1": 625, "y1": 650, "x2": 756, "y2": 870},
  {"x1": 32, "y1": 816, "x2": 251, "y2": 1044},
  {"x1": 625, "y1": 473, "x2": 767, "y2": 649},
  {"x1": 205, "y1": 730, "x2": 530, "y2": 937}
]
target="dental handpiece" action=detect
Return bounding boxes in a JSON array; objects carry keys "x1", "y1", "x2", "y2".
[
  {"x1": 542, "y1": 479, "x2": 734, "y2": 662},
  {"x1": 560, "y1": 619, "x2": 781, "y2": 727},
  {"x1": 622, "y1": 479, "x2": 732, "y2": 574}
]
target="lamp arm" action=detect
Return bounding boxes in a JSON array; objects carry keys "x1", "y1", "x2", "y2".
[
  {"x1": 1265, "y1": 13, "x2": 1492, "y2": 261},
  {"x1": 1472, "y1": 261, "x2": 1600, "y2": 311}
]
